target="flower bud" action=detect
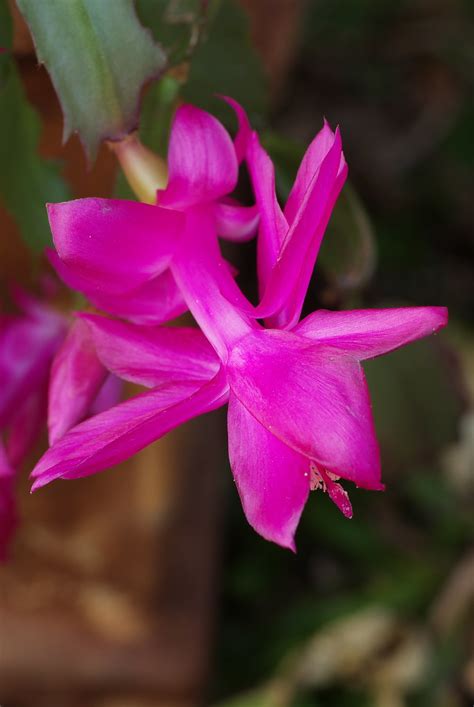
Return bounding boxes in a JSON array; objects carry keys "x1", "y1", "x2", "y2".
[{"x1": 109, "y1": 134, "x2": 168, "y2": 204}]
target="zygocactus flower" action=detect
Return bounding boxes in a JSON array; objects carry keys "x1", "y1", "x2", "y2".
[{"x1": 30, "y1": 100, "x2": 448, "y2": 550}]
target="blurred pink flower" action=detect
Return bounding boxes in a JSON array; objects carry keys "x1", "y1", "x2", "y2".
[{"x1": 0, "y1": 288, "x2": 122, "y2": 560}]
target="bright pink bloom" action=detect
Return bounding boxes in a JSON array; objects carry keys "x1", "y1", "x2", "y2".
[
  {"x1": 48, "y1": 318, "x2": 120, "y2": 444},
  {"x1": 170, "y1": 208, "x2": 448, "y2": 548},
  {"x1": 47, "y1": 105, "x2": 258, "y2": 326},
  {"x1": 31, "y1": 101, "x2": 448, "y2": 551}
]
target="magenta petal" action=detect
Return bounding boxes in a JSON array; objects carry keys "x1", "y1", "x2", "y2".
[
  {"x1": 31, "y1": 370, "x2": 229, "y2": 489},
  {"x1": 0, "y1": 440, "x2": 14, "y2": 478},
  {"x1": 246, "y1": 132, "x2": 288, "y2": 294},
  {"x1": 220, "y1": 95, "x2": 253, "y2": 163},
  {"x1": 81, "y1": 314, "x2": 220, "y2": 387},
  {"x1": 89, "y1": 375, "x2": 123, "y2": 416},
  {"x1": 48, "y1": 320, "x2": 107, "y2": 445},
  {"x1": 275, "y1": 155, "x2": 347, "y2": 329},
  {"x1": 228, "y1": 393, "x2": 309, "y2": 550},
  {"x1": 215, "y1": 201, "x2": 259, "y2": 242},
  {"x1": 0, "y1": 309, "x2": 65, "y2": 428},
  {"x1": 47, "y1": 198, "x2": 184, "y2": 294},
  {"x1": 7, "y1": 388, "x2": 47, "y2": 467},
  {"x1": 284, "y1": 121, "x2": 342, "y2": 225},
  {"x1": 227, "y1": 330, "x2": 382, "y2": 489},
  {"x1": 171, "y1": 207, "x2": 254, "y2": 361},
  {"x1": 48, "y1": 250, "x2": 187, "y2": 325},
  {"x1": 294, "y1": 307, "x2": 448, "y2": 359},
  {"x1": 159, "y1": 105, "x2": 238, "y2": 209},
  {"x1": 254, "y1": 129, "x2": 344, "y2": 323}
]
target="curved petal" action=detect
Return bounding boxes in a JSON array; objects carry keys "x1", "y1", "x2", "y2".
[
  {"x1": 171, "y1": 207, "x2": 254, "y2": 361},
  {"x1": 90, "y1": 375, "x2": 123, "y2": 416},
  {"x1": 31, "y1": 370, "x2": 229, "y2": 489},
  {"x1": 48, "y1": 250, "x2": 187, "y2": 325},
  {"x1": 159, "y1": 105, "x2": 238, "y2": 209},
  {"x1": 81, "y1": 314, "x2": 220, "y2": 387},
  {"x1": 48, "y1": 320, "x2": 107, "y2": 445},
  {"x1": 246, "y1": 132, "x2": 288, "y2": 294},
  {"x1": 284, "y1": 120, "x2": 344, "y2": 225},
  {"x1": 215, "y1": 201, "x2": 259, "y2": 242},
  {"x1": 294, "y1": 307, "x2": 449, "y2": 359},
  {"x1": 0, "y1": 311, "x2": 65, "y2": 428},
  {"x1": 220, "y1": 95, "x2": 253, "y2": 163},
  {"x1": 227, "y1": 329, "x2": 382, "y2": 489},
  {"x1": 253, "y1": 129, "x2": 345, "y2": 323},
  {"x1": 274, "y1": 157, "x2": 347, "y2": 329},
  {"x1": 228, "y1": 393, "x2": 309, "y2": 550},
  {"x1": 47, "y1": 198, "x2": 184, "y2": 293},
  {"x1": 7, "y1": 387, "x2": 47, "y2": 467}
]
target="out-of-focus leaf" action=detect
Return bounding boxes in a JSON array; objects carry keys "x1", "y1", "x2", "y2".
[
  {"x1": 318, "y1": 183, "x2": 376, "y2": 290},
  {"x1": 295, "y1": 609, "x2": 398, "y2": 688},
  {"x1": 136, "y1": 0, "x2": 214, "y2": 67},
  {"x1": 182, "y1": 0, "x2": 267, "y2": 125},
  {"x1": 364, "y1": 338, "x2": 464, "y2": 472},
  {"x1": 213, "y1": 689, "x2": 274, "y2": 707},
  {"x1": 16, "y1": 0, "x2": 166, "y2": 158},
  {"x1": 0, "y1": 0, "x2": 12, "y2": 50},
  {"x1": 0, "y1": 49, "x2": 70, "y2": 250}
]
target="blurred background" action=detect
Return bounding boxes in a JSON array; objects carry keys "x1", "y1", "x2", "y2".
[{"x1": 0, "y1": 1, "x2": 473, "y2": 706}]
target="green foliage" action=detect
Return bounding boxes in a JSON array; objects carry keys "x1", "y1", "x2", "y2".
[
  {"x1": 0, "y1": 16, "x2": 70, "y2": 250},
  {"x1": 0, "y1": 0, "x2": 12, "y2": 49},
  {"x1": 116, "y1": 0, "x2": 267, "y2": 197},
  {"x1": 365, "y1": 338, "x2": 463, "y2": 472},
  {"x1": 16, "y1": 0, "x2": 166, "y2": 159},
  {"x1": 181, "y1": 0, "x2": 267, "y2": 126},
  {"x1": 136, "y1": 0, "x2": 216, "y2": 67}
]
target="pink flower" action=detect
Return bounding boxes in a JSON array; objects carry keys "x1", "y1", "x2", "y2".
[
  {"x1": 0, "y1": 287, "x2": 121, "y2": 560},
  {"x1": 46, "y1": 105, "x2": 258, "y2": 326},
  {"x1": 0, "y1": 442, "x2": 17, "y2": 562},
  {"x1": 30, "y1": 100, "x2": 448, "y2": 551}
]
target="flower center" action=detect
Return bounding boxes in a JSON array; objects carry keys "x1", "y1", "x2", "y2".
[
  {"x1": 308, "y1": 461, "x2": 340, "y2": 492},
  {"x1": 305, "y1": 461, "x2": 353, "y2": 519}
]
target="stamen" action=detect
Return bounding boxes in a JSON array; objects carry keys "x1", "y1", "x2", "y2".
[{"x1": 308, "y1": 461, "x2": 353, "y2": 518}]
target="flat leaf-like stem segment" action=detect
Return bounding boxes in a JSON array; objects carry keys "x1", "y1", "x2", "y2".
[
  {"x1": 0, "y1": 2, "x2": 70, "y2": 250},
  {"x1": 17, "y1": 0, "x2": 166, "y2": 159}
]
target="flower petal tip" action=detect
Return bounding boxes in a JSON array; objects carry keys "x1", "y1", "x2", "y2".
[{"x1": 30, "y1": 477, "x2": 46, "y2": 493}]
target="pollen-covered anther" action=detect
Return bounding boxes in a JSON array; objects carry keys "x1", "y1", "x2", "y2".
[
  {"x1": 309, "y1": 462, "x2": 341, "y2": 491},
  {"x1": 309, "y1": 461, "x2": 327, "y2": 491}
]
